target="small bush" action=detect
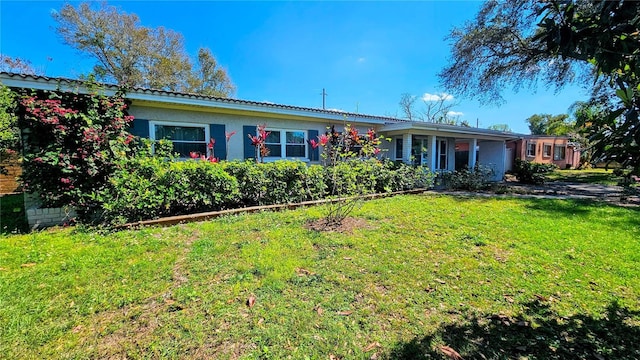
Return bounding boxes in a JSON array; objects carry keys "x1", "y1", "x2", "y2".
[
  {"x1": 442, "y1": 164, "x2": 496, "y2": 190},
  {"x1": 513, "y1": 159, "x2": 558, "y2": 184}
]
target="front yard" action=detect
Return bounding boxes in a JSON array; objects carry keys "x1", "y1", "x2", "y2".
[{"x1": 1, "y1": 194, "x2": 639, "y2": 359}]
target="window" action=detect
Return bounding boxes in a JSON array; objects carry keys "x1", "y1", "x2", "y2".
[
  {"x1": 263, "y1": 129, "x2": 307, "y2": 159},
  {"x1": 151, "y1": 122, "x2": 208, "y2": 157},
  {"x1": 526, "y1": 142, "x2": 536, "y2": 157},
  {"x1": 554, "y1": 145, "x2": 566, "y2": 160},
  {"x1": 395, "y1": 138, "x2": 403, "y2": 159},
  {"x1": 543, "y1": 143, "x2": 552, "y2": 158},
  {"x1": 436, "y1": 139, "x2": 447, "y2": 170}
]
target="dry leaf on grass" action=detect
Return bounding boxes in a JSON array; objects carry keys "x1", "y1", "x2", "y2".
[
  {"x1": 296, "y1": 268, "x2": 314, "y2": 276},
  {"x1": 337, "y1": 310, "x2": 353, "y2": 316},
  {"x1": 315, "y1": 306, "x2": 324, "y2": 316},
  {"x1": 363, "y1": 342, "x2": 380, "y2": 352},
  {"x1": 247, "y1": 295, "x2": 256, "y2": 308},
  {"x1": 435, "y1": 278, "x2": 446, "y2": 284},
  {"x1": 439, "y1": 345, "x2": 464, "y2": 360},
  {"x1": 21, "y1": 263, "x2": 36, "y2": 268}
]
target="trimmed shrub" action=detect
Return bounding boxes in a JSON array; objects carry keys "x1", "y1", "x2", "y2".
[
  {"x1": 513, "y1": 159, "x2": 558, "y2": 184},
  {"x1": 442, "y1": 164, "x2": 495, "y2": 190},
  {"x1": 100, "y1": 157, "x2": 239, "y2": 224}
]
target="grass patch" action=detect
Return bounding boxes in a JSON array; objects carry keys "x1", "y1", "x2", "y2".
[
  {"x1": 0, "y1": 193, "x2": 28, "y2": 234},
  {"x1": 545, "y1": 169, "x2": 624, "y2": 186},
  {"x1": 1, "y1": 194, "x2": 639, "y2": 359}
]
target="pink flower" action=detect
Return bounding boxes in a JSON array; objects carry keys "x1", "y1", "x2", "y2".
[
  {"x1": 319, "y1": 134, "x2": 329, "y2": 146},
  {"x1": 309, "y1": 139, "x2": 319, "y2": 149},
  {"x1": 208, "y1": 156, "x2": 219, "y2": 163},
  {"x1": 226, "y1": 131, "x2": 236, "y2": 141},
  {"x1": 373, "y1": 148, "x2": 381, "y2": 155},
  {"x1": 189, "y1": 152, "x2": 198, "y2": 159},
  {"x1": 60, "y1": 178, "x2": 71, "y2": 184},
  {"x1": 248, "y1": 134, "x2": 261, "y2": 146},
  {"x1": 200, "y1": 155, "x2": 206, "y2": 161},
  {"x1": 208, "y1": 138, "x2": 216, "y2": 149}
]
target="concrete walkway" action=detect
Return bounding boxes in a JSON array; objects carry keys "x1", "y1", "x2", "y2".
[{"x1": 434, "y1": 181, "x2": 640, "y2": 207}]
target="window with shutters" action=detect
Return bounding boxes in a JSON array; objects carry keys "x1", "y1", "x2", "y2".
[
  {"x1": 263, "y1": 128, "x2": 308, "y2": 159},
  {"x1": 149, "y1": 121, "x2": 209, "y2": 157}
]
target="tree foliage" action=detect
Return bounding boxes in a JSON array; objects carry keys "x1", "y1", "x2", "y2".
[
  {"x1": 397, "y1": 92, "x2": 462, "y2": 125},
  {"x1": 526, "y1": 114, "x2": 574, "y2": 136},
  {"x1": 0, "y1": 54, "x2": 42, "y2": 75},
  {"x1": 487, "y1": 124, "x2": 512, "y2": 132},
  {"x1": 53, "y1": 2, "x2": 235, "y2": 96},
  {"x1": 440, "y1": 0, "x2": 640, "y2": 174},
  {"x1": 0, "y1": 85, "x2": 19, "y2": 172}
]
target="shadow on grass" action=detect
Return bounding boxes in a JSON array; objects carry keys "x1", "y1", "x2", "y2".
[
  {"x1": 1, "y1": 193, "x2": 28, "y2": 235},
  {"x1": 384, "y1": 300, "x2": 640, "y2": 360}
]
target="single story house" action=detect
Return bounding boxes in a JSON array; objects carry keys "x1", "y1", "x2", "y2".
[
  {"x1": 1, "y1": 72, "x2": 519, "y2": 227},
  {"x1": 507, "y1": 135, "x2": 581, "y2": 170}
]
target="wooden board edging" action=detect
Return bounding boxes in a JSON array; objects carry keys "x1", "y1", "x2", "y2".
[{"x1": 116, "y1": 188, "x2": 428, "y2": 229}]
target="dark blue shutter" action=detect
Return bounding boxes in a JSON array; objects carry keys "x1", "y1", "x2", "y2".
[
  {"x1": 209, "y1": 124, "x2": 227, "y2": 160},
  {"x1": 308, "y1": 129, "x2": 319, "y2": 161},
  {"x1": 129, "y1": 118, "x2": 150, "y2": 138},
  {"x1": 243, "y1": 125, "x2": 256, "y2": 160}
]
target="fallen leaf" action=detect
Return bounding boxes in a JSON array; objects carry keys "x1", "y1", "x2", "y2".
[
  {"x1": 315, "y1": 306, "x2": 324, "y2": 316},
  {"x1": 21, "y1": 263, "x2": 36, "y2": 268},
  {"x1": 337, "y1": 310, "x2": 353, "y2": 316},
  {"x1": 72, "y1": 325, "x2": 83, "y2": 333},
  {"x1": 363, "y1": 342, "x2": 380, "y2": 352},
  {"x1": 247, "y1": 295, "x2": 256, "y2": 308},
  {"x1": 534, "y1": 294, "x2": 549, "y2": 302},
  {"x1": 435, "y1": 278, "x2": 446, "y2": 284},
  {"x1": 0, "y1": 267, "x2": 6, "y2": 271},
  {"x1": 425, "y1": 287, "x2": 436, "y2": 293},
  {"x1": 296, "y1": 268, "x2": 313, "y2": 276},
  {"x1": 370, "y1": 353, "x2": 378, "y2": 360},
  {"x1": 503, "y1": 295, "x2": 514, "y2": 303},
  {"x1": 257, "y1": 317, "x2": 264, "y2": 325},
  {"x1": 439, "y1": 345, "x2": 464, "y2": 360},
  {"x1": 343, "y1": 257, "x2": 352, "y2": 260}
]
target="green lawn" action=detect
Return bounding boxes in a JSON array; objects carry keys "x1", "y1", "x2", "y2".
[
  {"x1": 545, "y1": 168, "x2": 625, "y2": 186},
  {"x1": 1, "y1": 194, "x2": 639, "y2": 359}
]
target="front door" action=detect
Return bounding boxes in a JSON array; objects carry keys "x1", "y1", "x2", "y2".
[
  {"x1": 436, "y1": 139, "x2": 447, "y2": 170},
  {"x1": 411, "y1": 137, "x2": 428, "y2": 166}
]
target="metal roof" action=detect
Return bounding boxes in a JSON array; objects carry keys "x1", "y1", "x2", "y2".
[{"x1": 0, "y1": 72, "x2": 526, "y2": 138}]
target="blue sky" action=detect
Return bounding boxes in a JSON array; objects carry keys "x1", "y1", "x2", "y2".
[{"x1": 1, "y1": 1, "x2": 590, "y2": 134}]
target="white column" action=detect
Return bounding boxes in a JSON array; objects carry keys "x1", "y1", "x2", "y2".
[
  {"x1": 447, "y1": 138, "x2": 456, "y2": 171},
  {"x1": 468, "y1": 138, "x2": 477, "y2": 169},
  {"x1": 428, "y1": 135, "x2": 437, "y2": 170},
  {"x1": 402, "y1": 133, "x2": 412, "y2": 164}
]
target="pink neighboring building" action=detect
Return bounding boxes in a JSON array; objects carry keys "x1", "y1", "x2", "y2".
[{"x1": 508, "y1": 136, "x2": 581, "y2": 170}]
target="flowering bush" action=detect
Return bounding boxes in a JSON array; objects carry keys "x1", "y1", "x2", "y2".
[{"x1": 17, "y1": 83, "x2": 134, "y2": 218}]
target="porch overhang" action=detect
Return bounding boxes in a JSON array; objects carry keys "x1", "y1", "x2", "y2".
[{"x1": 379, "y1": 122, "x2": 522, "y2": 141}]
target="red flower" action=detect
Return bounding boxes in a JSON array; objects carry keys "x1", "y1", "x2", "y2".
[
  {"x1": 367, "y1": 129, "x2": 376, "y2": 141},
  {"x1": 319, "y1": 134, "x2": 329, "y2": 146},
  {"x1": 60, "y1": 178, "x2": 71, "y2": 184},
  {"x1": 200, "y1": 155, "x2": 206, "y2": 161},
  {"x1": 249, "y1": 134, "x2": 261, "y2": 146},
  {"x1": 208, "y1": 138, "x2": 216, "y2": 149},
  {"x1": 226, "y1": 131, "x2": 236, "y2": 141},
  {"x1": 189, "y1": 152, "x2": 198, "y2": 159},
  {"x1": 373, "y1": 148, "x2": 381, "y2": 155},
  {"x1": 309, "y1": 139, "x2": 319, "y2": 149},
  {"x1": 208, "y1": 156, "x2": 219, "y2": 163}
]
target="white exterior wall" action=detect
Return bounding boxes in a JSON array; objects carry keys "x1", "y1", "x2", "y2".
[
  {"x1": 129, "y1": 105, "x2": 379, "y2": 163},
  {"x1": 477, "y1": 140, "x2": 506, "y2": 181}
]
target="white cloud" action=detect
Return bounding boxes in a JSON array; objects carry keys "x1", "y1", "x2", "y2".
[
  {"x1": 422, "y1": 92, "x2": 454, "y2": 102},
  {"x1": 326, "y1": 108, "x2": 344, "y2": 112},
  {"x1": 357, "y1": 57, "x2": 366, "y2": 63},
  {"x1": 447, "y1": 111, "x2": 464, "y2": 117}
]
